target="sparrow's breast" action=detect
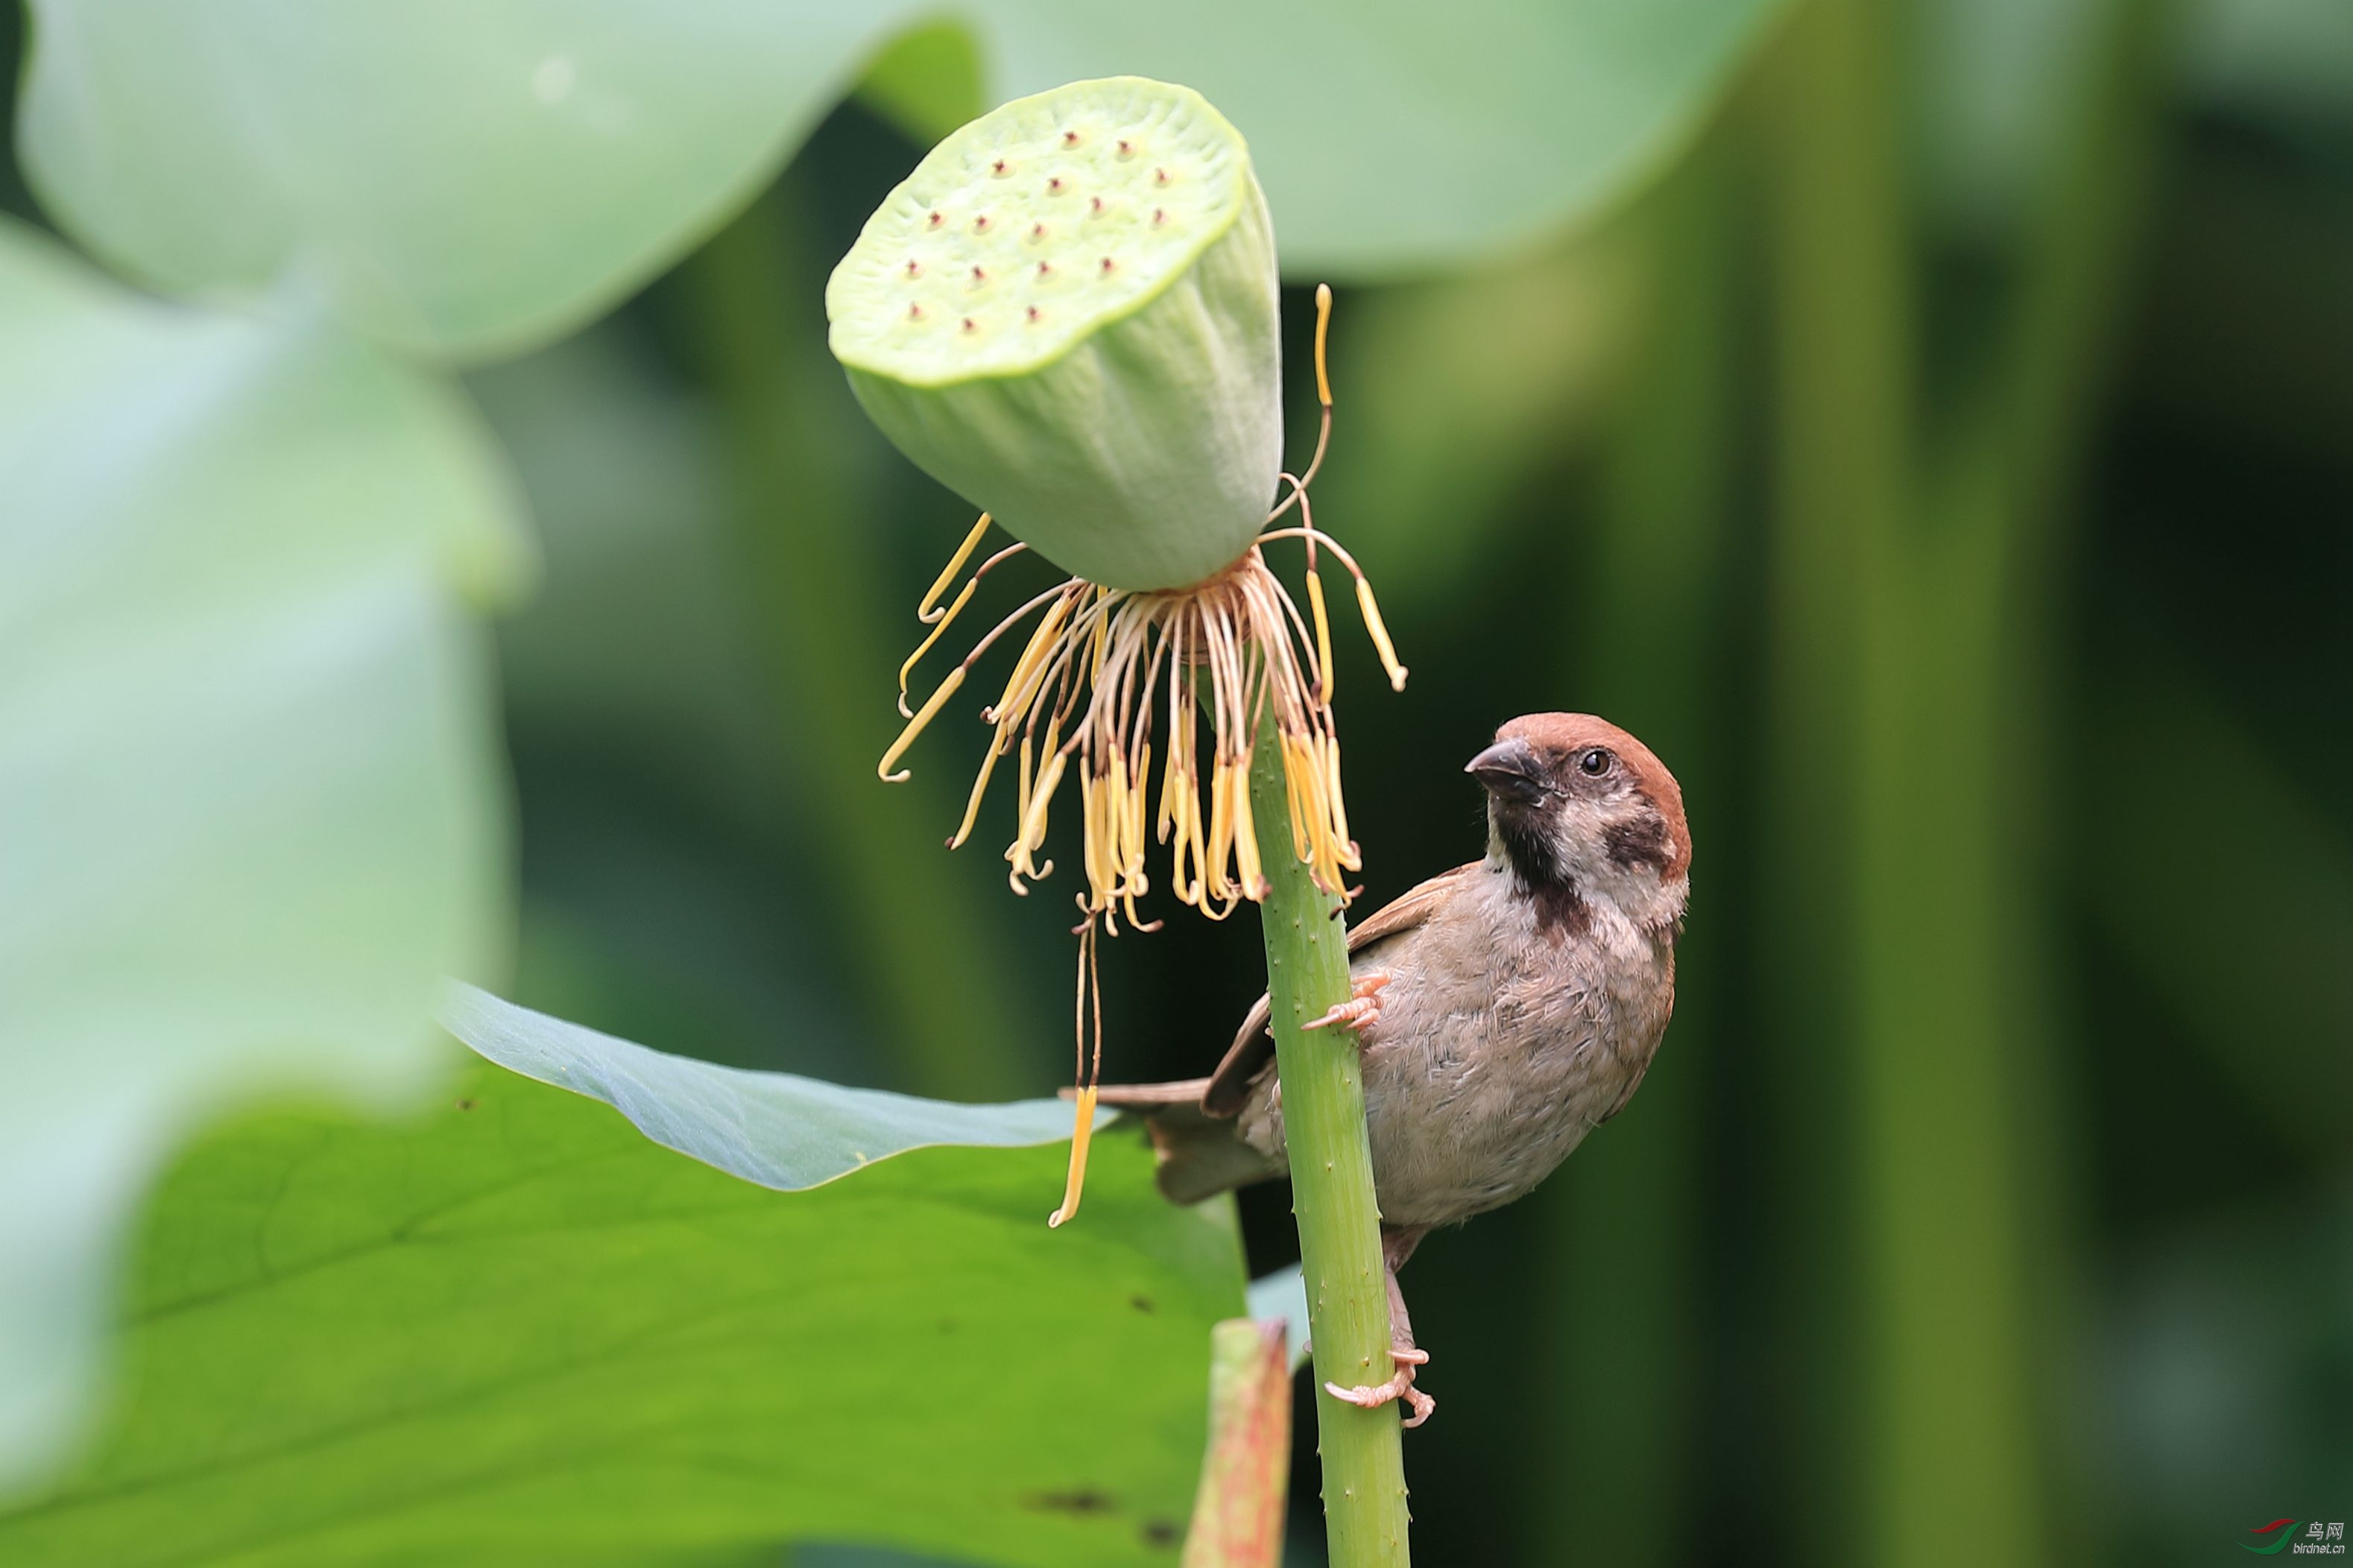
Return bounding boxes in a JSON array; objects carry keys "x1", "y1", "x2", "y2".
[{"x1": 1236, "y1": 862, "x2": 1675, "y2": 1230}]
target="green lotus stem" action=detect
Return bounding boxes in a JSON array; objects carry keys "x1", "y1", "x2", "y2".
[{"x1": 1245, "y1": 714, "x2": 1409, "y2": 1567}]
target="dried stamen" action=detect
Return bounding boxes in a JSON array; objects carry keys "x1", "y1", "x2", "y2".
[{"x1": 874, "y1": 286, "x2": 1402, "y2": 1226}]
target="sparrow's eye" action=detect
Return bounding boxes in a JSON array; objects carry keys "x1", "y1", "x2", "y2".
[{"x1": 1579, "y1": 747, "x2": 1611, "y2": 777}]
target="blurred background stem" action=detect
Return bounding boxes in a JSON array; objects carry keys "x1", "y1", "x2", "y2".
[
  {"x1": 1766, "y1": 0, "x2": 2179, "y2": 1564},
  {"x1": 679, "y1": 180, "x2": 1038, "y2": 1100}
]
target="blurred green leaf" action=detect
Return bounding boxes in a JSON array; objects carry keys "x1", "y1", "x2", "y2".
[
  {"x1": 440, "y1": 984, "x2": 1098, "y2": 1187},
  {"x1": 0, "y1": 1032, "x2": 1243, "y2": 1567},
  {"x1": 1907, "y1": 0, "x2": 2107, "y2": 235},
  {"x1": 17, "y1": 1, "x2": 906, "y2": 361},
  {"x1": 0, "y1": 221, "x2": 522, "y2": 1493},
  {"x1": 856, "y1": 21, "x2": 986, "y2": 149},
  {"x1": 2187, "y1": 0, "x2": 2353, "y2": 127},
  {"x1": 20, "y1": 0, "x2": 1789, "y2": 360}
]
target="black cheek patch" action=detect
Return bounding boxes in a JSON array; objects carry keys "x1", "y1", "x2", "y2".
[{"x1": 1605, "y1": 811, "x2": 1671, "y2": 873}]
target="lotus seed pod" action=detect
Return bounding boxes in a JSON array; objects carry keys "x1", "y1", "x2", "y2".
[{"x1": 827, "y1": 77, "x2": 1282, "y2": 592}]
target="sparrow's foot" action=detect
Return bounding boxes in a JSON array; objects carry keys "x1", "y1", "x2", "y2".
[
  {"x1": 1324, "y1": 1346, "x2": 1435, "y2": 1429},
  {"x1": 1302, "y1": 973, "x2": 1393, "y2": 1037}
]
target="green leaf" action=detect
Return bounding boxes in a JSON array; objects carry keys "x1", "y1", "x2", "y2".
[
  {"x1": 0, "y1": 219, "x2": 523, "y2": 1493},
  {"x1": 0, "y1": 1031, "x2": 1245, "y2": 1567},
  {"x1": 856, "y1": 21, "x2": 987, "y2": 149},
  {"x1": 20, "y1": 0, "x2": 1787, "y2": 360},
  {"x1": 440, "y1": 984, "x2": 1096, "y2": 1189},
  {"x1": 16, "y1": 1, "x2": 911, "y2": 361}
]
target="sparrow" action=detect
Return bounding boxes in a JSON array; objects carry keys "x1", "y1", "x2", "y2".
[{"x1": 1095, "y1": 713, "x2": 1690, "y2": 1426}]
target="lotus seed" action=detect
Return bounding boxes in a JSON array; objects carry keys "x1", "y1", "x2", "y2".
[
  {"x1": 973, "y1": 215, "x2": 991, "y2": 232},
  {"x1": 1031, "y1": 223, "x2": 1047, "y2": 240},
  {"x1": 1026, "y1": 306, "x2": 1041, "y2": 322},
  {"x1": 961, "y1": 317, "x2": 976, "y2": 332},
  {"x1": 1155, "y1": 168, "x2": 1170, "y2": 186},
  {"x1": 1153, "y1": 208, "x2": 1166, "y2": 226},
  {"x1": 1117, "y1": 139, "x2": 1134, "y2": 156},
  {"x1": 927, "y1": 211, "x2": 944, "y2": 228},
  {"x1": 991, "y1": 158, "x2": 1010, "y2": 175},
  {"x1": 1048, "y1": 177, "x2": 1065, "y2": 193},
  {"x1": 1061, "y1": 130, "x2": 1080, "y2": 145}
]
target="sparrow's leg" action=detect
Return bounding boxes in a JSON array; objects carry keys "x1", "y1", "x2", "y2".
[
  {"x1": 1301, "y1": 972, "x2": 1393, "y2": 1037},
  {"x1": 1323, "y1": 1225, "x2": 1436, "y2": 1429}
]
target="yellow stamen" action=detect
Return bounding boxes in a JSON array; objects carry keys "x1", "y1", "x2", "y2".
[
  {"x1": 1231, "y1": 753, "x2": 1269, "y2": 900},
  {"x1": 1013, "y1": 742, "x2": 1068, "y2": 891},
  {"x1": 1312, "y1": 283, "x2": 1333, "y2": 409},
  {"x1": 880, "y1": 666, "x2": 965, "y2": 782},
  {"x1": 948, "y1": 727, "x2": 1008, "y2": 849},
  {"x1": 1305, "y1": 568, "x2": 1335, "y2": 704},
  {"x1": 1047, "y1": 1086, "x2": 1098, "y2": 1229},
  {"x1": 1280, "y1": 734, "x2": 1314, "y2": 864},
  {"x1": 1324, "y1": 733, "x2": 1359, "y2": 868},
  {"x1": 1126, "y1": 744, "x2": 1151, "y2": 879},
  {"x1": 1205, "y1": 758, "x2": 1236, "y2": 903},
  {"x1": 918, "y1": 512, "x2": 991, "y2": 624},
  {"x1": 897, "y1": 575, "x2": 977, "y2": 718},
  {"x1": 1355, "y1": 576, "x2": 1409, "y2": 693}
]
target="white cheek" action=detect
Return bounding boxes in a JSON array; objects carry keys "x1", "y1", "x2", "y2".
[
  {"x1": 1550, "y1": 800, "x2": 1611, "y2": 878},
  {"x1": 1553, "y1": 800, "x2": 1686, "y2": 926}
]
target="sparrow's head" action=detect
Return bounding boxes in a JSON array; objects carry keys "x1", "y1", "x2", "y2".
[{"x1": 1467, "y1": 713, "x2": 1690, "y2": 935}]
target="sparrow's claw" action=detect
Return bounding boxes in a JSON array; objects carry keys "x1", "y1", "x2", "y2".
[
  {"x1": 1324, "y1": 1345, "x2": 1435, "y2": 1429},
  {"x1": 1303, "y1": 973, "x2": 1393, "y2": 1036}
]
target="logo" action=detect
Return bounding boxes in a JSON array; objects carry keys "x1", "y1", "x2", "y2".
[{"x1": 2242, "y1": 1520, "x2": 2346, "y2": 1556}]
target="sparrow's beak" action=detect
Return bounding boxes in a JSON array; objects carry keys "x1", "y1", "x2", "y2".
[{"x1": 1466, "y1": 737, "x2": 1547, "y2": 804}]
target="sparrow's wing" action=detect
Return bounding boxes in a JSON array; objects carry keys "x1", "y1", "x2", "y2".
[{"x1": 1201, "y1": 862, "x2": 1481, "y2": 1117}]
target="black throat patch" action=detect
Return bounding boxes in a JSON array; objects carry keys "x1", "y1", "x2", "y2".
[{"x1": 1498, "y1": 809, "x2": 1592, "y2": 941}]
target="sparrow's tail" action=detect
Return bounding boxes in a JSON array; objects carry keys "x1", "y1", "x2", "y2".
[{"x1": 1063, "y1": 1081, "x2": 1283, "y2": 1206}]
